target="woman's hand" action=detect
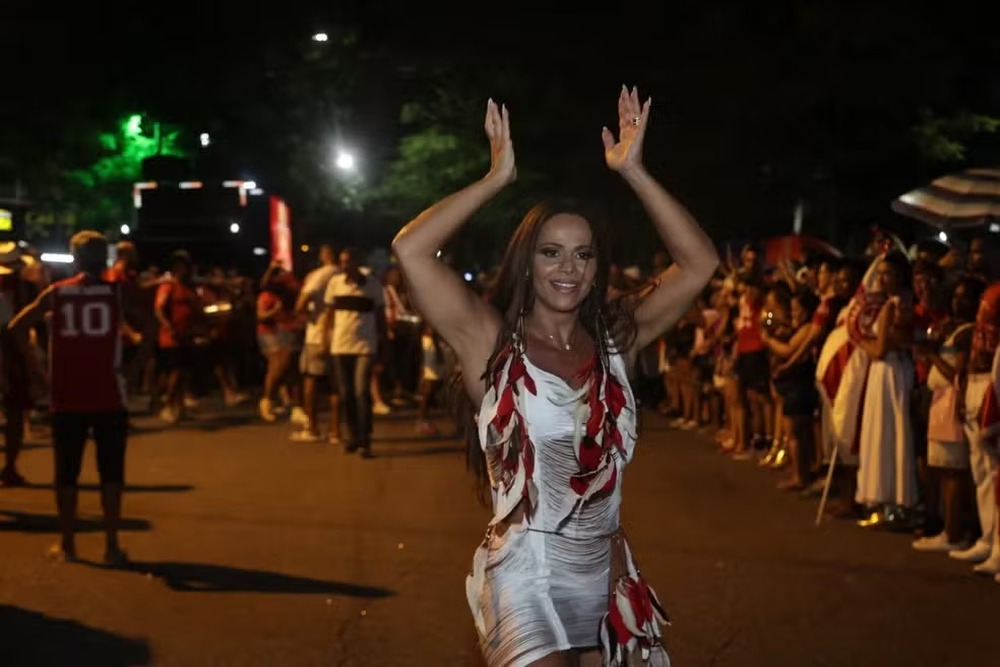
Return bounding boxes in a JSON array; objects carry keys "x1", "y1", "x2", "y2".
[
  {"x1": 484, "y1": 99, "x2": 516, "y2": 186},
  {"x1": 602, "y1": 85, "x2": 651, "y2": 176}
]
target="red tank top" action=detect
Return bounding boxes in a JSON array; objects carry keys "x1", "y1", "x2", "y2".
[
  {"x1": 49, "y1": 273, "x2": 125, "y2": 413},
  {"x1": 735, "y1": 294, "x2": 765, "y2": 353}
]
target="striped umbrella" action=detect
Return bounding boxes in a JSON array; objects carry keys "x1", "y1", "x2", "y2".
[{"x1": 891, "y1": 167, "x2": 1000, "y2": 230}]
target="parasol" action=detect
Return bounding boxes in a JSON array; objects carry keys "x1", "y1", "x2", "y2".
[{"x1": 891, "y1": 167, "x2": 1000, "y2": 230}]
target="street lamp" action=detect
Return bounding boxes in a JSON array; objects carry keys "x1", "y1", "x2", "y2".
[
  {"x1": 199, "y1": 132, "x2": 210, "y2": 147},
  {"x1": 312, "y1": 32, "x2": 328, "y2": 42},
  {"x1": 335, "y1": 150, "x2": 355, "y2": 172},
  {"x1": 230, "y1": 222, "x2": 240, "y2": 234},
  {"x1": 120, "y1": 224, "x2": 130, "y2": 236}
]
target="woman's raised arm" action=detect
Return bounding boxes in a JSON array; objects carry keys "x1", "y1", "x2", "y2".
[{"x1": 392, "y1": 100, "x2": 515, "y2": 398}]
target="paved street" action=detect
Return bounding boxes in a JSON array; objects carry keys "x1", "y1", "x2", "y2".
[{"x1": 2, "y1": 398, "x2": 998, "y2": 666}]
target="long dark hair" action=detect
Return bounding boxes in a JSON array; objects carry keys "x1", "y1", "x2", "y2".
[{"x1": 449, "y1": 197, "x2": 640, "y2": 503}]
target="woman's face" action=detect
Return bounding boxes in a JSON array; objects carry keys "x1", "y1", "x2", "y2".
[
  {"x1": 531, "y1": 213, "x2": 598, "y2": 313},
  {"x1": 951, "y1": 282, "x2": 976, "y2": 321},
  {"x1": 816, "y1": 263, "x2": 832, "y2": 293},
  {"x1": 877, "y1": 260, "x2": 901, "y2": 296}
]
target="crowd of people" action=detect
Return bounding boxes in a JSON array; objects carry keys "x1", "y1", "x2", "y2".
[
  {"x1": 646, "y1": 234, "x2": 1000, "y2": 586},
  {"x1": 0, "y1": 225, "x2": 998, "y2": 589}
]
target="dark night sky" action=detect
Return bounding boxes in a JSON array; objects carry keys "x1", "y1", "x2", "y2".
[{"x1": 7, "y1": 1, "x2": 1000, "y2": 249}]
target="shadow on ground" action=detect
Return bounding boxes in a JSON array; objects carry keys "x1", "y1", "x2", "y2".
[
  {"x1": 374, "y1": 444, "x2": 463, "y2": 458},
  {"x1": 101, "y1": 560, "x2": 396, "y2": 596},
  {"x1": 0, "y1": 605, "x2": 152, "y2": 666},
  {"x1": 21, "y1": 483, "x2": 194, "y2": 493},
  {"x1": 0, "y1": 510, "x2": 152, "y2": 534}
]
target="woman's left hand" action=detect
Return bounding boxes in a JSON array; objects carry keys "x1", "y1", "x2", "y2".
[{"x1": 602, "y1": 85, "x2": 651, "y2": 175}]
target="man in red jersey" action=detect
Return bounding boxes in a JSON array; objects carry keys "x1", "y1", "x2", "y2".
[{"x1": 9, "y1": 231, "x2": 138, "y2": 565}]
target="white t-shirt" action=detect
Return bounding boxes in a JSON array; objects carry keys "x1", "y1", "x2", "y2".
[
  {"x1": 324, "y1": 272, "x2": 384, "y2": 355},
  {"x1": 300, "y1": 264, "x2": 339, "y2": 345}
]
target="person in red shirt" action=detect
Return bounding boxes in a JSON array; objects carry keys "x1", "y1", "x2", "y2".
[
  {"x1": 733, "y1": 273, "x2": 771, "y2": 457},
  {"x1": 951, "y1": 280, "x2": 1000, "y2": 572},
  {"x1": 256, "y1": 263, "x2": 303, "y2": 422},
  {"x1": 198, "y1": 267, "x2": 248, "y2": 408},
  {"x1": 154, "y1": 250, "x2": 206, "y2": 424},
  {"x1": 9, "y1": 231, "x2": 139, "y2": 565}
]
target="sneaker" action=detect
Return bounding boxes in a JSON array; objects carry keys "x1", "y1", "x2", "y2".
[
  {"x1": 680, "y1": 420, "x2": 698, "y2": 430},
  {"x1": 47, "y1": 542, "x2": 77, "y2": 563},
  {"x1": 259, "y1": 398, "x2": 277, "y2": 423},
  {"x1": 949, "y1": 540, "x2": 992, "y2": 563},
  {"x1": 159, "y1": 407, "x2": 179, "y2": 425},
  {"x1": 183, "y1": 396, "x2": 200, "y2": 410},
  {"x1": 972, "y1": 554, "x2": 1000, "y2": 575},
  {"x1": 289, "y1": 407, "x2": 309, "y2": 426},
  {"x1": 373, "y1": 402, "x2": 391, "y2": 416},
  {"x1": 913, "y1": 533, "x2": 962, "y2": 553},
  {"x1": 290, "y1": 430, "x2": 323, "y2": 443},
  {"x1": 224, "y1": 392, "x2": 249, "y2": 407}
]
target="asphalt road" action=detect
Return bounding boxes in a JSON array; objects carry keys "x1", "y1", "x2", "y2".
[{"x1": 1, "y1": 397, "x2": 997, "y2": 666}]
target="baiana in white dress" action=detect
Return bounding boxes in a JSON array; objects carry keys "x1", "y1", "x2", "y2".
[
  {"x1": 855, "y1": 294, "x2": 918, "y2": 508},
  {"x1": 466, "y1": 334, "x2": 669, "y2": 667}
]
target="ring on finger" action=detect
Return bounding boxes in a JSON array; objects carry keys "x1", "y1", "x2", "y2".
[{"x1": 630, "y1": 116, "x2": 641, "y2": 126}]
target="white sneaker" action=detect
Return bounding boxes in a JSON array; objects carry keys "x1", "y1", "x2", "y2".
[
  {"x1": 289, "y1": 407, "x2": 309, "y2": 426},
  {"x1": 949, "y1": 540, "x2": 992, "y2": 563},
  {"x1": 289, "y1": 430, "x2": 323, "y2": 443},
  {"x1": 159, "y1": 407, "x2": 179, "y2": 424},
  {"x1": 972, "y1": 554, "x2": 1000, "y2": 575},
  {"x1": 912, "y1": 533, "x2": 961, "y2": 553},
  {"x1": 373, "y1": 402, "x2": 391, "y2": 415},
  {"x1": 225, "y1": 392, "x2": 249, "y2": 407},
  {"x1": 259, "y1": 398, "x2": 277, "y2": 422}
]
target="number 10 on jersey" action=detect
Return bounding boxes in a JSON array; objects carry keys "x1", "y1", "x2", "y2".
[{"x1": 60, "y1": 302, "x2": 113, "y2": 337}]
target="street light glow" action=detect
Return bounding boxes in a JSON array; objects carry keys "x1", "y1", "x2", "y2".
[
  {"x1": 230, "y1": 222, "x2": 240, "y2": 234},
  {"x1": 199, "y1": 132, "x2": 210, "y2": 147},
  {"x1": 120, "y1": 224, "x2": 130, "y2": 235},
  {"x1": 312, "y1": 32, "x2": 328, "y2": 42},
  {"x1": 335, "y1": 151, "x2": 355, "y2": 171}
]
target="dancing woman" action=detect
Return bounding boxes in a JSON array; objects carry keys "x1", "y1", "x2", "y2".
[{"x1": 393, "y1": 87, "x2": 718, "y2": 667}]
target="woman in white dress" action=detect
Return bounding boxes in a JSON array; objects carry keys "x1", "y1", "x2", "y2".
[
  {"x1": 393, "y1": 88, "x2": 718, "y2": 666},
  {"x1": 855, "y1": 250, "x2": 917, "y2": 524}
]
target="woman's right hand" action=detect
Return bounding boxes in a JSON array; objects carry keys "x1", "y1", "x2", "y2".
[{"x1": 484, "y1": 99, "x2": 516, "y2": 186}]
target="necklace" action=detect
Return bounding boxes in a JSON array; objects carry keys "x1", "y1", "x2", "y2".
[{"x1": 546, "y1": 334, "x2": 572, "y2": 351}]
